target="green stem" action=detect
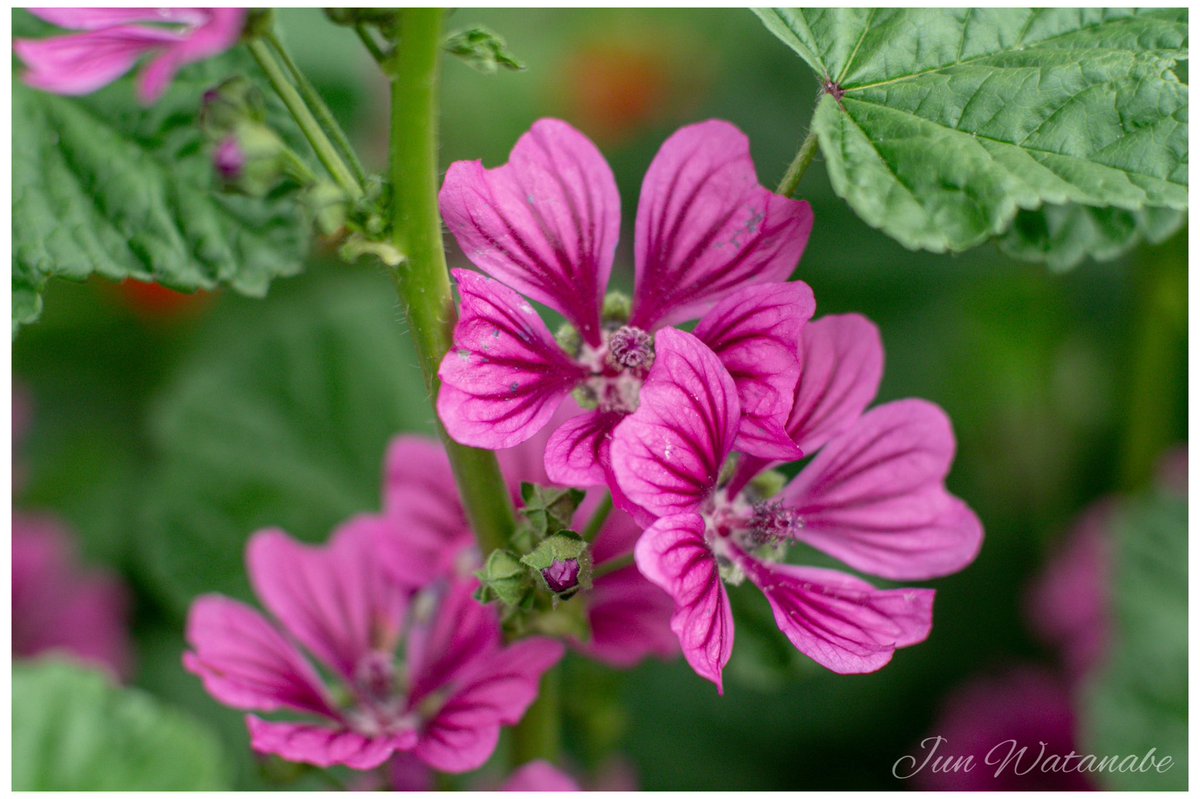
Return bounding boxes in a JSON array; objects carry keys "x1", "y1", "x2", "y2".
[
  {"x1": 511, "y1": 666, "x2": 561, "y2": 766},
  {"x1": 247, "y1": 38, "x2": 363, "y2": 200},
  {"x1": 581, "y1": 492, "x2": 613, "y2": 543},
  {"x1": 593, "y1": 551, "x2": 634, "y2": 580},
  {"x1": 1117, "y1": 233, "x2": 1186, "y2": 491},
  {"x1": 265, "y1": 30, "x2": 369, "y2": 188},
  {"x1": 355, "y1": 23, "x2": 388, "y2": 64},
  {"x1": 387, "y1": 9, "x2": 516, "y2": 556},
  {"x1": 776, "y1": 125, "x2": 819, "y2": 198}
]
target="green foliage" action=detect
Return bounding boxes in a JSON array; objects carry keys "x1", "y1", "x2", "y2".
[
  {"x1": 444, "y1": 26, "x2": 526, "y2": 73},
  {"x1": 1082, "y1": 487, "x2": 1187, "y2": 789},
  {"x1": 520, "y1": 483, "x2": 587, "y2": 539},
  {"x1": 522, "y1": 530, "x2": 593, "y2": 599},
  {"x1": 13, "y1": 49, "x2": 312, "y2": 334},
  {"x1": 138, "y1": 272, "x2": 433, "y2": 615},
  {"x1": 999, "y1": 205, "x2": 1185, "y2": 272},
  {"x1": 13, "y1": 659, "x2": 230, "y2": 790},
  {"x1": 756, "y1": 9, "x2": 1187, "y2": 261},
  {"x1": 477, "y1": 548, "x2": 537, "y2": 607}
]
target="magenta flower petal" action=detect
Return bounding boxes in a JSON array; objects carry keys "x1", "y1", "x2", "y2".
[
  {"x1": 439, "y1": 119, "x2": 619, "y2": 345},
  {"x1": 405, "y1": 580, "x2": 505, "y2": 707},
  {"x1": 635, "y1": 513, "x2": 733, "y2": 692},
  {"x1": 587, "y1": 566, "x2": 680, "y2": 667},
  {"x1": 610, "y1": 328, "x2": 740, "y2": 518},
  {"x1": 694, "y1": 281, "x2": 815, "y2": 459},
  {"x1": 16, "y1": 26, "x2": 178, "y2": 96},
  {"x1": 438, "y1": 270, "x2": 586, "y2": 449},
  {"x1": 502, "y1": 761, "x2": 581, "y2": 791},
  {"x1": 246, "y1": 521, "x2": 408, "y2": 681},
  {"x1": 544, "y1": 409, "x2": 623, "y2": 487},
  {"x1": 134, "y1": 8, "x2": 245, "y2": 103},
  {"x1": 246, "y1": 716, "x2": 414, "y2": 771},
  {"x1": 183, "y1": 595, "x2": 336, "y2": 718},
  {"x1": 736, "y1": 555, "x2": 934, "y2": 674},
  {"x1": 27, "y1": 8, "x2": 209, "y2": 30},
  {"x1": 630, "y1": 120, "x2": 814, "y2": 330},
  {"x1": 379, "y1": 436, "x2": 473, "y2": 585},
  {"x1": 413, "y1": 635, "x2": 565, "y2": 773},
  {"x1": 782, "y1": 399, "x2": 983, "y2": 580}
]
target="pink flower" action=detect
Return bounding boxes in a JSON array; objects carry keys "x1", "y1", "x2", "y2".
[
  {"x1": 437, "y1": 118, "x2": 815, "y2": 485},
  {"x1": 376, "y1": 424, "x2": 679, "y2": 668},
  {"x1": 13, "y1": 513, "x2": 132, "y2": 679},
  {"x1": 501, "y1": 761, "x2": 581, "y2": 791},
  {"x1": 184, "y1": 521, "x2": 563, "y2": 772},
  {"x1": 16, "y1": 8, "x2": 247, "y2": 104},
  {"x1": 611, "y1": 318, "x2": 983, "y2": 691}
]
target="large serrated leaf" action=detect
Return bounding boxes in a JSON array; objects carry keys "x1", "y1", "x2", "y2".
[
  {"x1": 13, "y1": 659, "x2": 231, "y2": 790},
  {"x1": 138, "y1": 271, "x2": 433, "y2": 615},
  {"x1": 13, "y1": 49, "x2": 312, "y2": 334},
  {"x1": 998, "y1": 204, "x2": 1185, "y2": 271},
  {"x1": 756, "y1": 9, "x2": 1188, "y2": 255},
  {"x1": 1081, "y1": 488, "x2": 1187, "y2": 790}
]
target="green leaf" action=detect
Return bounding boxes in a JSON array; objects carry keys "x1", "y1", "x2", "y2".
[
  {"x1": 756, "y1": 9, "x2": 1187, "y2": 254},
  {"x1": 1081, "y1": 488, "x2": 1187, "y2": 789},
  {"x1": 999, "y1": 204, "x2": 1185, "y2": 271},
  {"x1": 444, "y1": 26, "x2": 526, "y2": 74},
  {"x1": 13, "y1": 659, "x2": 230, "y2": 790},
  {"x1": 13, "y1": 50, "x2": 312, "y2": 334},
  {"x1": 138, "y1": 271, "x2": 433, "y2": 614}
]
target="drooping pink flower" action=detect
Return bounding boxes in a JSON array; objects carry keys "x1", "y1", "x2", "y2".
[
  {"x1": 437, "y1": 119, "x2": 815, "y2": 485},
  {"x1": 16, "y1": 8, "x2": 247, "y2": 104},
  {"x1": 184, "y1": 521, "x2": 563, "y2": 772},
  {"x1": 13, "y1": 512, "x2": 132, "y2": 679},
  {"x1": 376, "y1": 425, "x2": 679, "y2": 668},
  {"x1": 611, "y1": 319, "x2": 983, "y2": 691}
]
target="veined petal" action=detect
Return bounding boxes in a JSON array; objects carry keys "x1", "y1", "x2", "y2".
[
  {"x1": 438, "y1": 270, "x2": 585, "y2": 449},
  {"x1": 135, "y1": 9, "x2": 245, "y2": 103},
  {"x1": 380, "y1": 436, "x2": 472, "y2": 586},
  {"x1": 183, "y1": 595, "x2": 336, "y2": 718},
  {"x1": 783, "y1": 400, "x2": 982, "y2": 580},
  {"x1": 247, "y1": 522, "x2": 408, "y2": 681},
  {"x1": 610, "y1": 329, "x2": 739, "y2": 518},
  {"x1": 439, "y1": 119, "x2": 619, "y2": 345},
  {"x1": 544, "y1": 410, "x2": 623, "y2": 487},
  {"x1": 694, "y1": 282, "x2": 815, "y2": 459},
  {"x1": 28, "y1": 8, "x2": 208, "y2": 30},
  {"x1": 586, "y1": 565, "x2": 680, "y2": 667},
  {"x1": 634, "y1": 514, "x2": 732, "y2": 692},
  {"x1": 735, "y1": 555, "x2": 934, "y2": 674},
  {"x1": 405, "y1": 580, "x2": 504, "y2": 709},
  {"x1": 413, "y1": 637, "x2": 564, "y2": 773},
  {"x1": 16, "y1": 27, "x2": 176, "y2": 96},
  {"x1": 631, "y1": 120, "x2": 814, "y2": 330},
  {"x1": 247, "y1": 716, "x2": 414, "y2": 771}
]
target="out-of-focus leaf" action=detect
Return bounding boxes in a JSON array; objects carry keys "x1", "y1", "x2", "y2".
[
  {"x1": 755, "y1": 9, "x2": 1187, "y2": 255},
  {"x1": 999, "y1": 205, "x2": 1186, "y2": 271},
  {"x1": 138, "y1": 272, "x2": 433, "y2": 614},
  {"x1": 13, "y1": 45, "x2": 312, "y2": 334},
  {"x1": 1081, "y1": 487, "x2": 1187, "y2": 789},
  {"x1": 13, "y1": 659, "x2": 230, "y2": 790},
  {"x1": 444, "y1": 26, "x2": 526, "y2": 73}
]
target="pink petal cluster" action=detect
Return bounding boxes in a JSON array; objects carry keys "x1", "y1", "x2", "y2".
[
  {"x1": 379, "y1": 415, "x2": 678, "y2": 668},
  {"x1": 437, "y1": 118, "x2": 815, "y2": 485},
  {"x1": 13, "y1": 512, "x2": 133, "y2": 679},
  {"x1": 184, "y1": 519, "x2": 563, "y2": 772},
  {"x1": 611, "y1": 318, "x2": 983, "y2": 691},
  {"x1": 16, "y1": 8, "x2": 246, "y2": 104}
]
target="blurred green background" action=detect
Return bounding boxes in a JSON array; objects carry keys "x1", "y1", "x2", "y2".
[{"x1": 13, "y1": 8, "x2": 1187, "y2": 790}]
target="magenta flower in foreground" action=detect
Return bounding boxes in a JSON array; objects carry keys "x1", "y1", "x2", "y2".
[
  {"x1": 184, "y1": 522, "x2": 563, "y2": 772},
  {"x1": 16, "y1": 8, "x2": 246, "y2": 104},
  {"x1": 13, "y1": 513, "x2": 132, "y2": 679},
  {"x1": 613, "y1": 318, "x2": 983, "y2": 691},
  {"x1": 377, "y1": 424, "x2": 679, "y2": 668},
  {"x1": 437, "y1": 118, "x2": 815, "y2": 485}
]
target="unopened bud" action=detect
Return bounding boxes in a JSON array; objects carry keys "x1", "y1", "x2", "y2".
[
  {"x1": 542, "y1": 559, "x2": 581, "y2": 594},
  {"x1": 213, "y1": 136, "x2": 246, "y2": 181}
]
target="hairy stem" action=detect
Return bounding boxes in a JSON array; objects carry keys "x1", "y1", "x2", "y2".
[
  {"x1": 265, "y1": 29, "x2": 369, "y2": 188},
  {"x1": 776, "y1": 125, "x2": 819, "y2": 198},
  {"x1": 387, "y1": 8, "x2": 516, "y2": 556},
  {"x1": 511, "y1": 666, "x2": 561, "y2": 766},
  {"x1": 592, "y1": 551, "x2": 635, "y2": 580},
  {"x1": 355, "y1": 23, "x2": 388, "y2": 64},
  {"x1": 247, "y1": 39, "x2": 362, "y2": 200}
]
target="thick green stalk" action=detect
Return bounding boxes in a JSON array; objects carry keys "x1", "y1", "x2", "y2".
[
  {"x1": 247, "y1": 39, "x2": 362, "y2": 200},
  {"x1": 265, "y1": 30, "x2": 369, "y2": 188},
  {"x1": 510, "y1": 667, "x2": 561, "y2": 766},
  {"x1": 776, "y1": 125, "x2": 819, "y2": 198},
  {"x1": 387, "y1": 9, "x2": 515, "y2": 555}
]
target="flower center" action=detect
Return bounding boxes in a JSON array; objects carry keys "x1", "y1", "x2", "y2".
[
  {"x1": 573, "y1": 324, "x2": 656, "y2": 414},
  {"x1": 702, "y1": 490, "x2": 803, "y2": 584},
  {"x1": 344, "y1": 651, "x2": 414, "y2": 736},
  {"x1": 606, "y1": 325, "x2": 655, "y2": 370}
]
